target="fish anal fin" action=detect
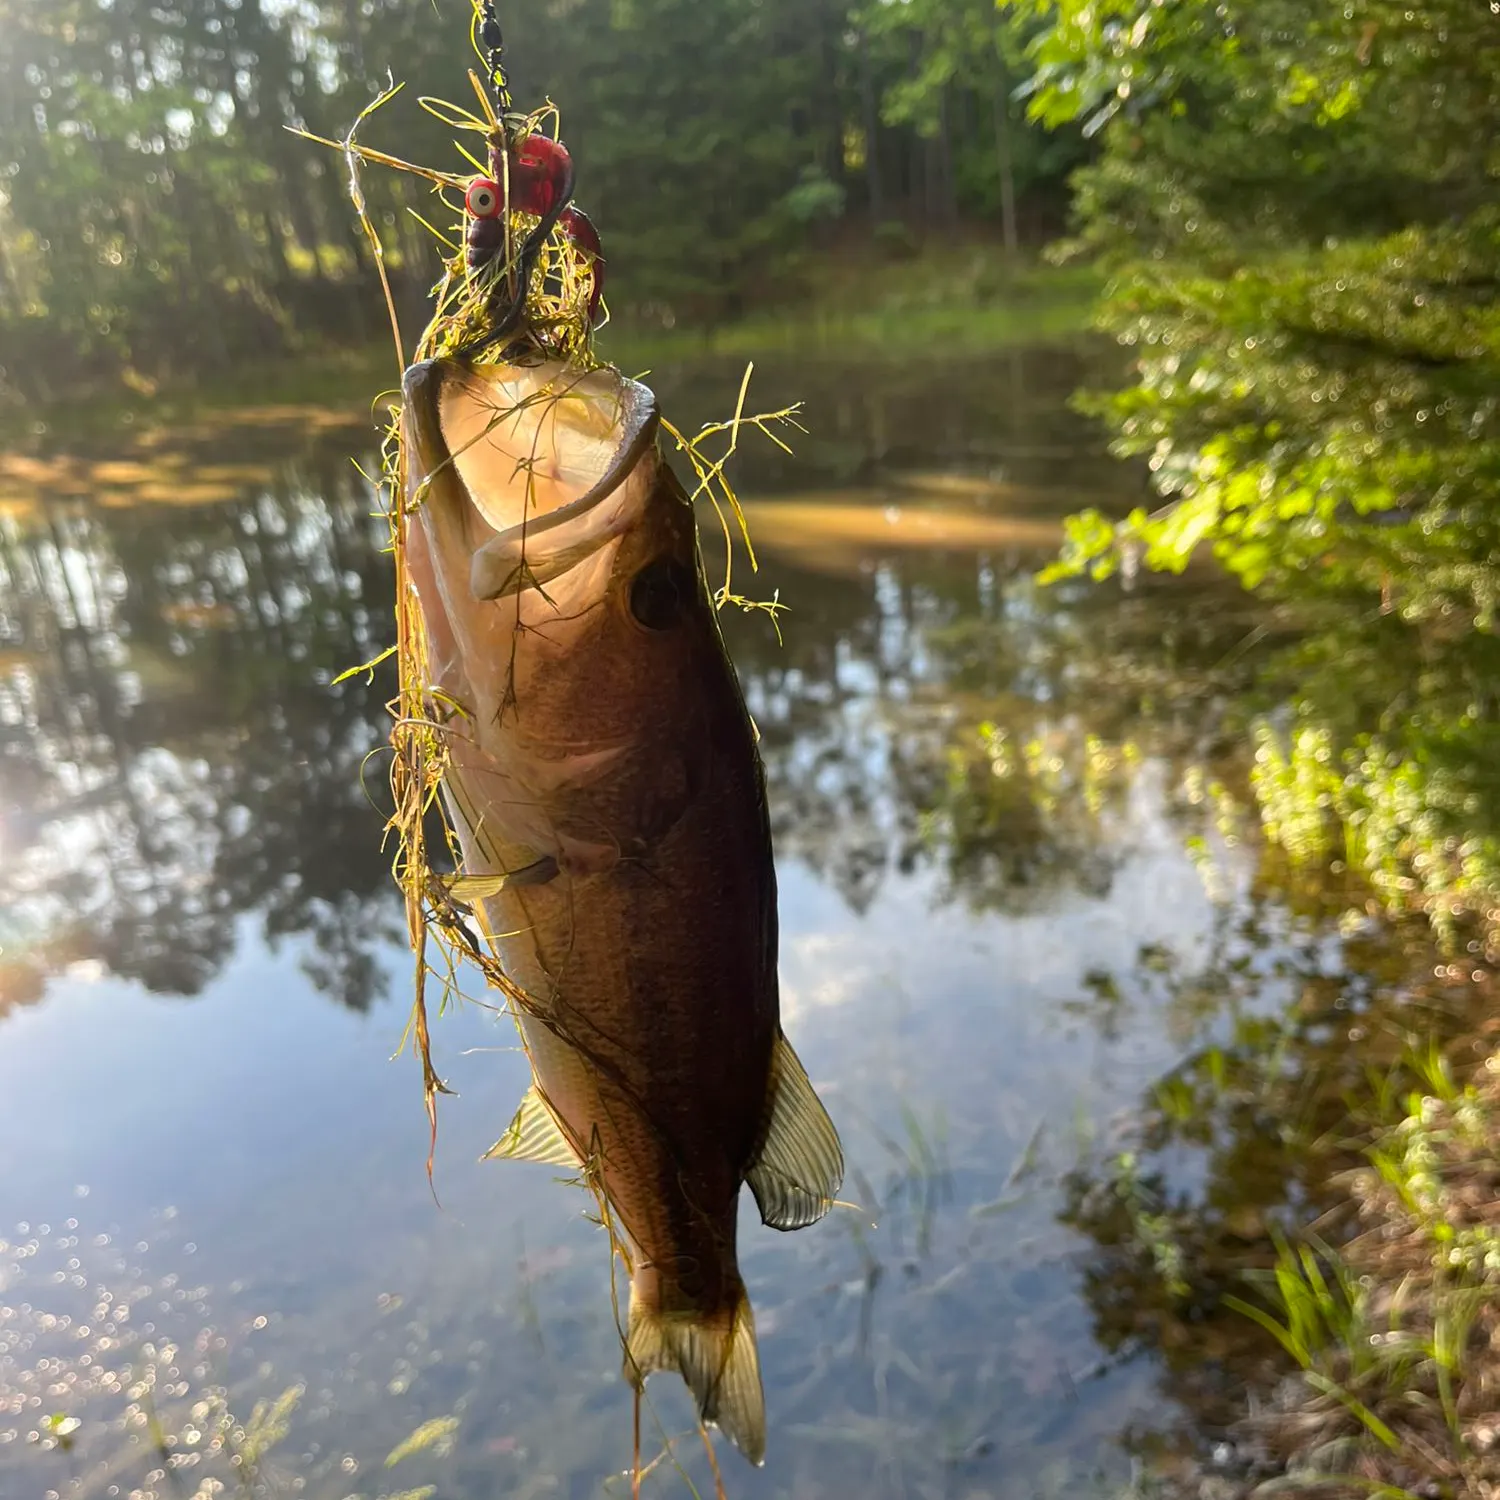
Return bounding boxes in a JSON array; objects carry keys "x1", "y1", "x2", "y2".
[
  {"x1": 481, "y1": 1082, "x2": 579, "y2": 1169},
  {"x1": 747, "y1": 1034, "x2": 845, "y2": 1231},
  {"x1": 625, "y1": 1280, "x2": 765, "y2": 1466}
]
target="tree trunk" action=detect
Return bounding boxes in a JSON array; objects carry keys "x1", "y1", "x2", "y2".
[
  {"x1": 0, "y1": 223, "x2": 21, "y2": 315},
  {"x1": 816, "y1": 1, "x2": 845, "y2": 193},
  {"x1": 260, "y1": 206, "x2": 292, "y2": 288},
  {"x1": 909, "y1": 32, "x2": 926, "y2": 223},
  {"x1": 992, "y1": 70, "x2": 1019, "y2": 254},
  {"x1": 858, "y1": 29, "x2": 884, "y2": 222},
  {"x1": 938, "y1": 83, "x2": 959, "y2": 224}
]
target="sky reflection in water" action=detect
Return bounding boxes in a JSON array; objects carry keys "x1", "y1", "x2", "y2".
[{"x1": 0, "y1": 349, "x2": 1335, "y2": 1499}]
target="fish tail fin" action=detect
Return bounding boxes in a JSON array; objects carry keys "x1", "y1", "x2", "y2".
[{"x1": 624, "y1": 1275, "x2": 765, "y2": 1466}]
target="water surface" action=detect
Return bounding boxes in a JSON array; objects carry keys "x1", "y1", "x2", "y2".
[{"x1": 0, "y1": 346, "x2": 1437, "y2": 1499}]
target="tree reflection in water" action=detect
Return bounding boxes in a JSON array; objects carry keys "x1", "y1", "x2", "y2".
[
  {"x1": 4, "y1": 344, "x2": 1175, "y2": 1018},
  {"x1": 8, "y1": 348, "x2": 1497, "y2": 1495},
  {"x1": 0, "y1": 444, "x2": 403, "y2": 1016}
]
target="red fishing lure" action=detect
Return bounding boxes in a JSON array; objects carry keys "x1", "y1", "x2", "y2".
[{"x1": 463, "y1": 130, "x2": 603, "y2": 324}]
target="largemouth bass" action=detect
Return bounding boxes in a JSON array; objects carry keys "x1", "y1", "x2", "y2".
[{"x1": 401, "y1": 354, "x2": 843, "y2": 1463}]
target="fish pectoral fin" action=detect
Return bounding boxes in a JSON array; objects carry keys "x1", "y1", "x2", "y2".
[
  {"x1": 481, "y1": 1083, "x2": 580, "y2": 1169},
  {"x1": 442, "y1": 855, "x2": 559, "y2": 903},
  {"x1": 746, "y1": 1034, "x2": 845, "y2": 1231},
  {"x1": 625, "y1": 1281, "x2": 765, "y2": 1466}
]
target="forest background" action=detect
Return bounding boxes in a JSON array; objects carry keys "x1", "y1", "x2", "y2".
[{"x1": 0, "y1": 0, "x2": 1095, "y2": 401}]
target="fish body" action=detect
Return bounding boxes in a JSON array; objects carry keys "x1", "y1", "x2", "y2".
[{"x1": 401, "y1": 355, "x2": 842, "y2": 1463}]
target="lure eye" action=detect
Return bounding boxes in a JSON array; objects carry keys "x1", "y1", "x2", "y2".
[{"x1": 465, "y1": 178, "x2": 503, "y2": 219}]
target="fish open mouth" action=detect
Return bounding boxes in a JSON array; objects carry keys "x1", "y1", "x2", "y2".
[{"x1": 403, "y1": 356, "x2": 660, "y2": 602}]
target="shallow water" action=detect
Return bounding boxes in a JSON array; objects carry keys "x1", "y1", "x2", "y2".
[{"x1": 0, "y1": 345, "x2": 1449, "y2": 1500}]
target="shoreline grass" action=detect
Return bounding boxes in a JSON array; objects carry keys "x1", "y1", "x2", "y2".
[
  {"x1": 601, "y1": 256, "x2": 1102, "y2": 369},
  {"x1": 1222, "y1": 1034, "x2": 1500, "y2": 1499},
  {"x1": 0, "y1": 250, "x2": 1101, "y2": 453}
]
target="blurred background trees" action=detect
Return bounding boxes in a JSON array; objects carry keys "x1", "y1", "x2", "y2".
[{"x1": 0, "y1": 0, "x2": 1085, "y2": 402}]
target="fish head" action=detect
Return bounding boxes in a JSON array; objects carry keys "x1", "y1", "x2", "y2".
[{"x1": 402, "y1": 355, "x2": 734, "y2": 869}]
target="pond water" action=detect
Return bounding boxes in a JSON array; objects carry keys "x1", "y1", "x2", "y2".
[{"x1": 0, "y1": 345, "x2": 1465, "y2": 1500}]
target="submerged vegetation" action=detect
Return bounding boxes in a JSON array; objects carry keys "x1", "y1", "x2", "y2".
[
  {"x1": 1249, "y1": 1049, "x2": 1500, "y2": 1498},
  {"x1": 1064, "y1": 933, "x2": 1500, "y2": 1500}
]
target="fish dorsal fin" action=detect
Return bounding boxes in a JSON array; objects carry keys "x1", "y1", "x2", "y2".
[
  {"x1": 482, "y1": 1082, "x2": 580, "y2": 1169},
  {"x1": 746, "y1": 1034, "x2": 844, "y2": 1231}
]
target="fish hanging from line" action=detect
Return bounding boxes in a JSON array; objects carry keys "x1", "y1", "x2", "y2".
[
  {"x1": 322, "y1": 4, "x2": 844, "y2": 1470},
  {"x1": 402, "y1": 351, "x2": 843, "y2": 1465}
]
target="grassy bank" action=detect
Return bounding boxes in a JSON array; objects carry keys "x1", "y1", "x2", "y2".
[
  {"x1": 1062, "y1": 896, "x2": 1500, "y2": 1500},
  {"x1": 1058, "y1": 810, "x2": 1500, "y2": 1500},
  {"x1": 0, "y1": 246, "x2": 1101, "y2": 452},
  {"x1": 1232, "y1": 1037, "x2": 1500, "y2": 1499},
  {"x1": 602, "y1": 250, "x2": 1102, "y2": 367}
]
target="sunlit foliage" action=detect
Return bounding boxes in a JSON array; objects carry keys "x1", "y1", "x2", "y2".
[{"x1": 1009, "y1": 0, "x2": 1500, "y2": 932}]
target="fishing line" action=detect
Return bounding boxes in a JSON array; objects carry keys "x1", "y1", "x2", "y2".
[
  {"x1": 477, "y1": 0, "x2": 511, "y2": 113},
  {"x1": 460, "y1": 0, "x2": 578, "y2": 359}
]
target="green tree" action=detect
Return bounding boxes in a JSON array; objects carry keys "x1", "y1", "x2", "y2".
[
  {"x1": 1013, "y1": 0, "x2": 1500, "y2": 931},
  {"x1": 1014, "y1": 0, "x2": 1499, "y2": 618},
  {"x1": 857, "y1": 0, "x2": 1089, "y2": 246}
]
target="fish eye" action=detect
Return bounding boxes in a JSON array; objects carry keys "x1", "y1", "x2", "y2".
[
  {"x1": 465, "y1": 178, "x2": 502, "y2": 219},
  {"x1": 629, "y1": 557, "x2": 694, "y2": 631}
]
